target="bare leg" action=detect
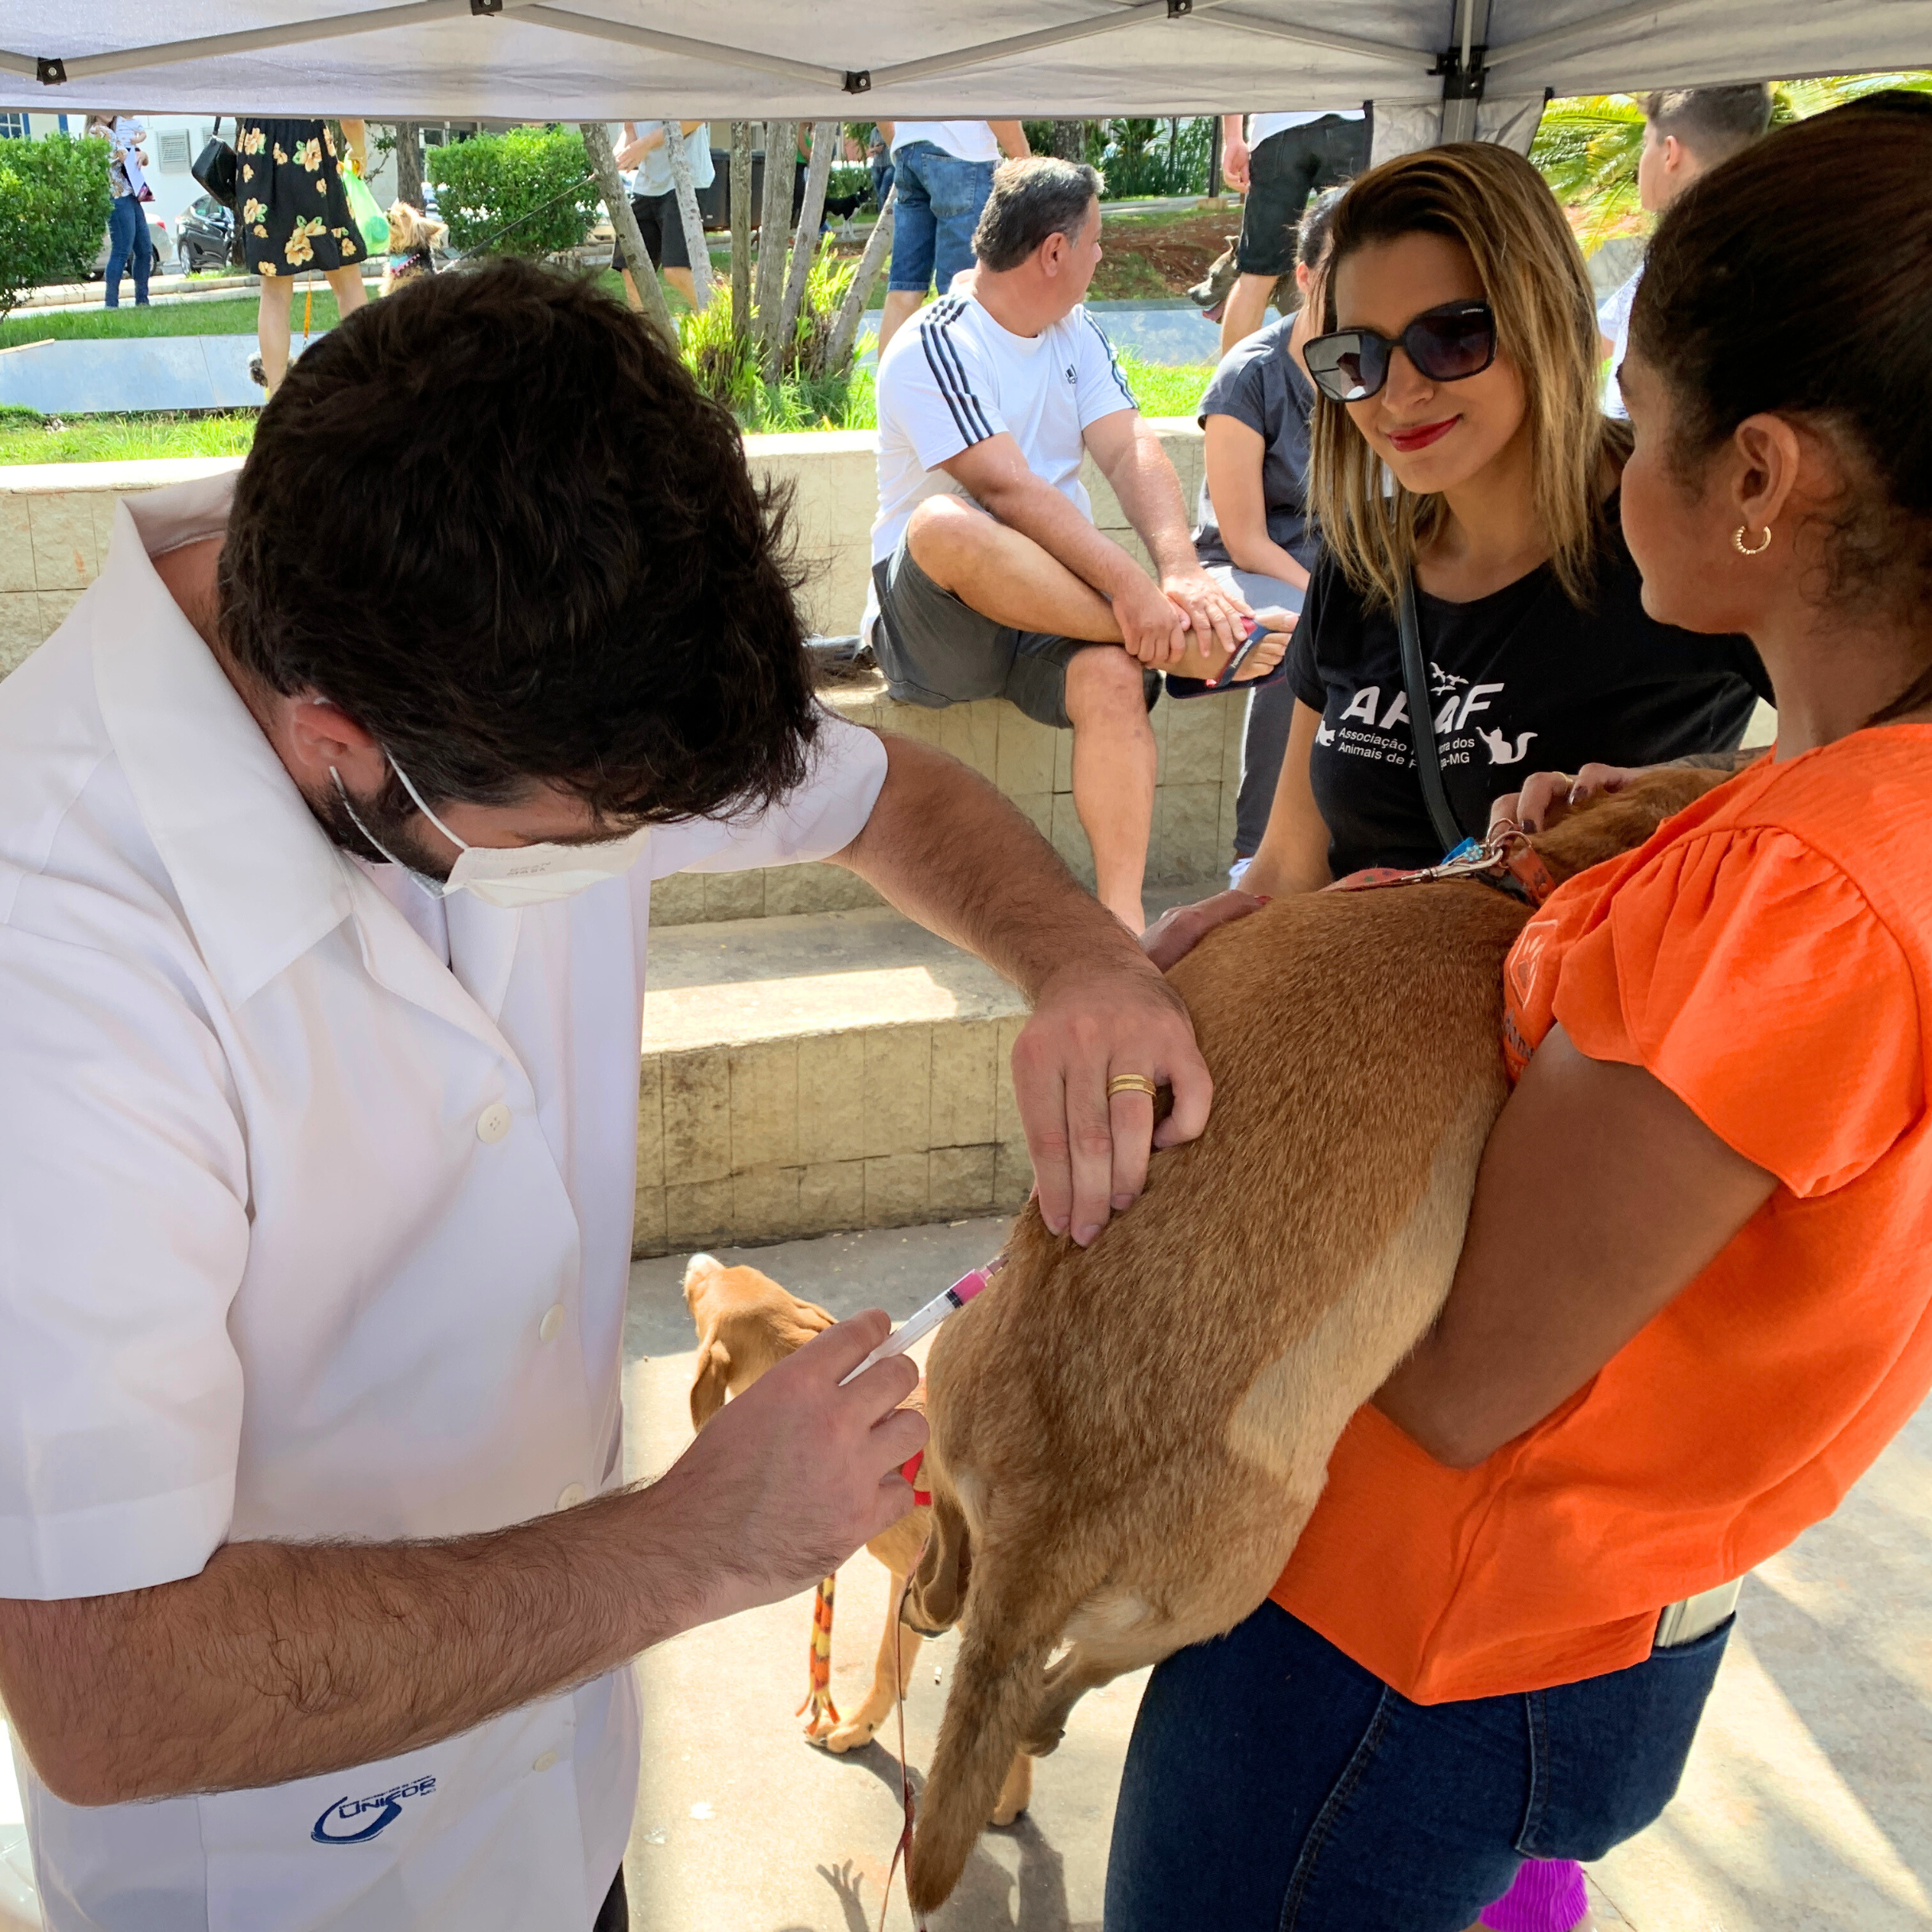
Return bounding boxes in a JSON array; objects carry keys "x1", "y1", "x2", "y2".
[
  {"x1": 877, "y1": 288, "x2": 927, "y2": 359},
  {"x1": 1219, "y1": 270, "x2": 1278, "y2": 358},
  {"x1": 617, "y1": 267, "x2": 646, "y2": 313},
  {"x1": 325, "y1": 263, "x2": 368, "y2": 320},
  {"x1": 824, "y1": 1576, "x2": 922, "y2": 1754},
  {"x1": 256, "y1": 277, "x2": 295, "y2": 391},
  {"x1": 1065, "y1": 646, "x2": 1156, "y2": 932},
  {"x1": 907, "y1": 496, "x2": 1120, "y2": 642},
  {"x1": 906, "y1": 497, "x2": 1278, "y2": 685},
  {"x1": 662, "y1": 265, "x2": 696, "y2": 307}
]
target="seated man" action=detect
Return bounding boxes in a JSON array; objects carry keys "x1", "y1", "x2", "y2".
[{"x1": 867, "y1": 157, "x2": 1286, "y2": 930}]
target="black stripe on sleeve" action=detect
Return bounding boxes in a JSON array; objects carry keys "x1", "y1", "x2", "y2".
[
  {"x1": 917, "y1": 316, "x2": 976, "y2": 446},
  {"x1": 1084, "y1": 312, "x2": 1137, "y2": 411},
  {"x1": 921, "y1": 307, "x2": 997, "y2": 444}
]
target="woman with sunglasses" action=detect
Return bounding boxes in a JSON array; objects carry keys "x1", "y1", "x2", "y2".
[
  {"x1": 1236, "y1": 143, "x2": 1765, "y2": 903},
  {"x1": 1111, "y1": 108, "x2": 1932, "y2": 1932}
]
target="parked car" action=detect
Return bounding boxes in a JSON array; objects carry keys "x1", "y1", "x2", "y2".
[
  {"x1": 176, "y1": 194, "x2": 235, "y2": 274},
  {"x1": 90, "y1": 207, "x2": 175, "y2": 279}
]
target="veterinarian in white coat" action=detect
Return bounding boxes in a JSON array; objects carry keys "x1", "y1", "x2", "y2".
[{"x1": 0, "y1": 260, "x2": 1208, "y2": 1932}]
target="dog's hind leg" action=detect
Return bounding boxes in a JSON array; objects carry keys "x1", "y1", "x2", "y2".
[
  {"x1": 823, "y1": 1575, "x2": 922, "y2": 1754},
  {"x1": 990, "y1": 1749, "x2": 1033, "y2": 1827}
]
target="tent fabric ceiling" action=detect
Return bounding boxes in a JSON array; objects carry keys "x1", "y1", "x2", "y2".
[{"x1": 3, "y1": 0, "x2": 1928, "y2": 121}]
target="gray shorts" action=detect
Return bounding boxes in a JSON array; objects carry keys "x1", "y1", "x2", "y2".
[{"x1": 871, "y1": 538, "x2": 1158, "y2": 732}]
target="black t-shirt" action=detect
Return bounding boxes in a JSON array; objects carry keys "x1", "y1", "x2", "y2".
[{"x1": 1286, "y1": 508, "x2": 1771, "y2": 879}]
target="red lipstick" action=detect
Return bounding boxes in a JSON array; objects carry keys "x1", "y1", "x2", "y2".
[{"x1": 1387, "y1": 416, "x2": 1459, "y2": 454}]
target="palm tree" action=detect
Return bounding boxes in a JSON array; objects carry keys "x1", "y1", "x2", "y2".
[{"x1": 1534, "y1": 72, "x2": 1932, "y2": 251}]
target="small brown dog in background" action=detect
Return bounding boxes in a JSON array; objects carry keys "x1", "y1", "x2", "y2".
[
  {"x1": 380, "y1": 201, "x2": 448, "y2": 297},
  {"x1": 681, "y1": 1252, "x2": 1033, "y2": 1825}
]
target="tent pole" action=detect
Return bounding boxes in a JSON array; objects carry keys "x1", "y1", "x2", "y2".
[
  {"x1": 1157, "y1": 7, "x2": 1427, "y2": 69},
  {"x1": 580, "y1": 121, "x2": 678, "y2": 350},
  {"x1": 522, "y1": 5, "x2": 849, "y2": 91},
  {"x1": 22, "y1": 0, "x2": 549, "y2": 84}
]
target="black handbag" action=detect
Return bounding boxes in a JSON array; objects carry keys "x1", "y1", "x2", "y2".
[
  {"x1": 1395, "y1": 568, "x2": 1468, "y2": 855},
  {"x1": 192, "y1": 117, "x2": 239, "y2": 208}
]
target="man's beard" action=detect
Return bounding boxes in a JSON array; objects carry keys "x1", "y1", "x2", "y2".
[{"x1": 312, "y1": 769, "x2": 456, "y2": 883}]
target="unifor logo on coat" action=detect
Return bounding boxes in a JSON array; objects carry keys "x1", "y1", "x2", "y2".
[{"x1": 312, "y1": 1775, "x2": 436, "y2": 1845}]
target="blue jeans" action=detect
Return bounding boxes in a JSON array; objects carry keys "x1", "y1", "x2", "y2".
[
  {"x1": 1104, "y1": 1600, "x2": 1732, "y2": 1932},
  {"x1": 887, "y1": 142, "x2": 995, "y2": 294},
  {"x1": 104, "y1": 193, "x2": 151, "y2": 308}
]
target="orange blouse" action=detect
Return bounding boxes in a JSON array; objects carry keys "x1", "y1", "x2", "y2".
[{"x1": 1271, "y1": 726, "x2": 1932, "y2": 1703}]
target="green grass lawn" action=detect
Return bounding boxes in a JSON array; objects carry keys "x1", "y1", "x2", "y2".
[
  {"x1": 0, "y1": 407, "x2": 260, "y2": 465},
  {"x1": 0, "y1": 291, "x2": 349, "y2": 349}
]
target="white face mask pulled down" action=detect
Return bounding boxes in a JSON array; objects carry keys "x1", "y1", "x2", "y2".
[{"x1": 332, "y1": 755, "x2": 651, "y2": 909}]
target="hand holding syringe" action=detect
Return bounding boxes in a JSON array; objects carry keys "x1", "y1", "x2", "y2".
[{"x1": 838, "y1": 1257, "x2": 1006, "y2": 1385}]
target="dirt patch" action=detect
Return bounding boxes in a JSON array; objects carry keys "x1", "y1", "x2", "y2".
[{"x1": 1092, "y1": 206, "x2": 1245, "y2": 301}]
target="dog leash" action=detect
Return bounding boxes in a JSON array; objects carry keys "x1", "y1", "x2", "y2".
[
  {"x1": 797, "y1": 1574, "x2": 840, "y2": 1735},
  {"x1": 1325, "y1": 817, "x2": 1557, "y2": 906}
]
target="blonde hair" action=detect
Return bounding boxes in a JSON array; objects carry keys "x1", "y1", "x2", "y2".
[{"x1": 1309, "y1": 142, "x2": 1625, "y2": 611}]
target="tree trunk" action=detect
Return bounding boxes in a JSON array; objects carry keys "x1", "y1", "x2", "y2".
[
  {"x1": 662, "y1": 122, "x2": 712, "y2": 311},
  {"x1": 580, "y1": 121, "x2": 677, "y2": 348},
  {"x1": 1208, "y1": 114, "x2": 1222, "y2": 196},
  {"x1": 823, "y1": 184, "x2": 894, "y2": 374},
  {"x1": 754, "y1": 119, "x2": 797, "y2": 374},
  {"x1": 728, "y1": 122, "x2": 753, "y2": 327},
  {"x1": 394, "y1": 122, "x2": 424, "y2": 210},
  {"x1": 1050, "y1": 118, "x2": 1084, "y2": 162},
  {"x1": 775, "y1": 122, "x2": 835, "y2": 369}
]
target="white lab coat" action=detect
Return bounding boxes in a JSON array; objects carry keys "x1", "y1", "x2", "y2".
[{"x1": 0, "y1": 476, "x2": 889, "y2": 1931}]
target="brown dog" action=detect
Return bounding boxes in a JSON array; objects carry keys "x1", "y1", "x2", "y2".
[
  {"x1": 681, "y1": 1253, "x2": 1033, "y2": 1823},
  {"x1": 902, "y1": 773, "x2": 1724, "y2": 1912}
]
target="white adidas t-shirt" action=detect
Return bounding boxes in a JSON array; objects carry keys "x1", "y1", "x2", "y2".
[
  {"x1": 889, "y1": 121, "x2": 1001, "y2": 163},
  {"x1": 1248, "y1": 109, "x2": 1364, "y2": 145},
  {"x1": 871, "y1": 293, "x2": 1138, "y2": 571}
]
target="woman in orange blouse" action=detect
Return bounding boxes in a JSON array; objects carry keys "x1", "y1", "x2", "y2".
[{"x1": 1108, "y1": 98, "x2": 1932, "y2": 1932}]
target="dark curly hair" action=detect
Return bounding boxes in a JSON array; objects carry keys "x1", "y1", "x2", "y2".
[
  {"x1": 1632, "y1": 99, "x2": 1932, "y2": 720},
  {"x1": 219, "y1": 256, "x2": 819, "y2": 823}
]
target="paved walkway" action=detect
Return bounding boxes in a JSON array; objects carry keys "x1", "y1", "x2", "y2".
[{"x1": 622, "y1": 1219, "x2": 1932, "y2": 1932}]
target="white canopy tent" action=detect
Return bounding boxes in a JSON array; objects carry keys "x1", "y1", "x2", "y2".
[{"x1": 4, "y1": 2, "x2": 1930, "y2": 164}]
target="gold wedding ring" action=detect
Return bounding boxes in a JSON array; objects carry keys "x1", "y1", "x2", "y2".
[{"x1": 1107, "y1": 1073, "x2": 1159, "y2": 1100}]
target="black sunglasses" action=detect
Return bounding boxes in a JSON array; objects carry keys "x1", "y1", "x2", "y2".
[{"x1": 1303, "y1": 300, "x2": 1497, "y2": 403}]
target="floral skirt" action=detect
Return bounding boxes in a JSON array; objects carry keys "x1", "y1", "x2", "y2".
[{"x1": 235, "y1": 118, "x2": 366, "y2": 277}]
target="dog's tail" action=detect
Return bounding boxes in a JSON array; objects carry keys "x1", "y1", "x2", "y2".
[{"x1": 906, "y1": 1541, "x2": 1091, "y2": 1915}]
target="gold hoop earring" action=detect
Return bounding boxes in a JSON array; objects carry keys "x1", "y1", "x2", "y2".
[{"x1": 1734, "y1": 523, "x2": 1773, "y2": 557}]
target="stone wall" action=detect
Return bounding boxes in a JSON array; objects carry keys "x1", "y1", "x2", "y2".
[{"x1": 0, "y1": 420, "x2": 1205, "y2": 675}]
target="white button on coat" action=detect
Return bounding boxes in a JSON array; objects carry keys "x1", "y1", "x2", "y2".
[
  {"x1": 530, "y1": 1751, "x2": 559, "y2": 1775},
  {"x1": 555, "y1": 1483, "x2": 588, "y2": 1511},
  {"x1": 475, "y1": 1102, "x2": 513, "y2": 1144},
  {"x1": 538, "y1": 1302, "x2": 565, "y2": 1344},
  {"x1": 0, "y1": 475, "x2": 891, "y2": 1932}
]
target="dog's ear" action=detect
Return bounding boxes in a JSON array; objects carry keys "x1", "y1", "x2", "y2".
[{"x1": 689, "y1": 1336, "x2": 733, "y2": 1432}]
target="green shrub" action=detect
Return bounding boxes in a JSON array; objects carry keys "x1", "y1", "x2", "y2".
[
  {"x1": 0, "y1": 133, "x2": 113, "y2": 320},
  {"x1": 425, "y1": 126, "x2": 599, "y2": 258}
]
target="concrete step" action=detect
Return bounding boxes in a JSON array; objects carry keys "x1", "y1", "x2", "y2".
[
  {"x1": 631, "y1": 890, "x2": 1207, "y2": 1256},
  {"x1": 646, "y1": 672, "x2": 1249, "y2": 926}
]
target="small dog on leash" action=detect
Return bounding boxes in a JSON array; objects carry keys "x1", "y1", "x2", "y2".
[
  {"x1": 681, "y1": 1252, "x2": 1033, "y2": 1825},
  {"x1": 380, "y1": 201, "x2": 447, "y2": 296}
]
